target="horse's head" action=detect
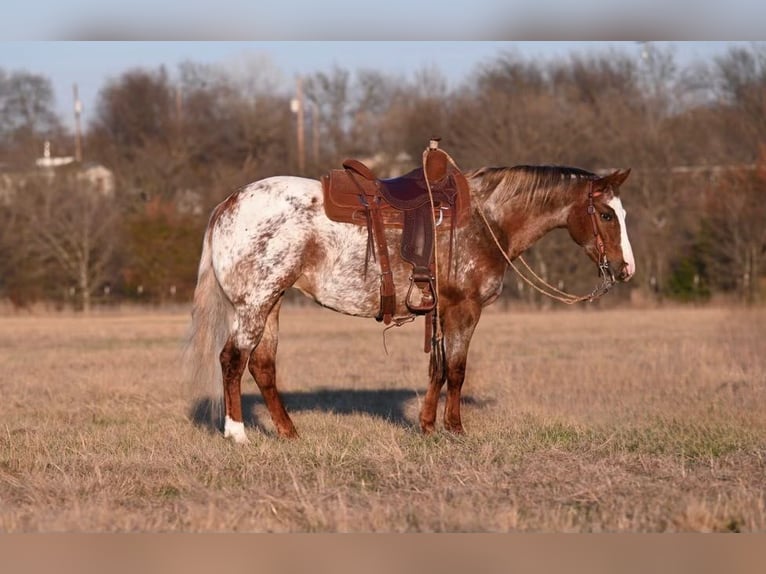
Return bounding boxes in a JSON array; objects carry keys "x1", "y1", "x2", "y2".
[{"x1": 567, "y1": 169, "x2": 635, "y2": 282}]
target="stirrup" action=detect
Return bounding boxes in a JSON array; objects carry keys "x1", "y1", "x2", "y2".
[{"x1": 405, "y1": 275, "x2": 437, "y2": 314}]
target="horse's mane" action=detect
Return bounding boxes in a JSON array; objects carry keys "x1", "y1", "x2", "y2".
[{"x1": 466, "y1": 165, "x2": 598, "y2": 210}]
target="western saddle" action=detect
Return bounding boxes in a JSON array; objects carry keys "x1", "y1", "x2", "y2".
[{"x1": 321, "y1": 139, "x2": 471, "y2": 333}]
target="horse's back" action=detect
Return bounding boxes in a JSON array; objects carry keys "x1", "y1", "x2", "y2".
[{"x1": 211, "y1": 176, "x2": 321, "y2": 232}]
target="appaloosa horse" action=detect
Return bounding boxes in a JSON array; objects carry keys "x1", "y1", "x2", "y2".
[{"x1": 185, "y1": 164, "x2": 635, "y2": 443}]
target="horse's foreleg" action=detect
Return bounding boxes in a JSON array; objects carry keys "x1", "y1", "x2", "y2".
[
  {"x1": 419, "y1": 350, "x2": 447, "y2": 434},
  {"x1": 441, "y1": 301, "x2": 481, "y2": 434},
  {"x1": 248, "y1": 300, "x2": 298, "y2": 439},
  {"x1": 443, "y1": 354, "x2": 468, "y2": 434},
  {"x1": 220, "y1": 338, "x2": 250, "y2": 444}
]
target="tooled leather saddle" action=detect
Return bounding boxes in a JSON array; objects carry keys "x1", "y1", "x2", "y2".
[{"x1": 321, "y1": 140, "x2": 471, "y2": 327}]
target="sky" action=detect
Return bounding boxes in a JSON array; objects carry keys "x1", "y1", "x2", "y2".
[
  {"x1": 0, "y1": 41, "x2": 756, "y2": 132},
  {"x1": 1, "y1": 1, "x2": 764, "y2": 40}
]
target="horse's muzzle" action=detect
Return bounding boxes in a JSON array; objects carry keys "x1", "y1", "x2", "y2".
[
  {"x1": 602, "y1": 259, "x2": 633, "y2": 283},
  {"x1": 617, "y1": 262, "x2": 634, "y2": 282}
]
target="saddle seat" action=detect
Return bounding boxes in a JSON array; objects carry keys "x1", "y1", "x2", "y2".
[
  {"x1": 321, "y1": 141, "x2": 471, "y2": 327},
  {"x1": 380, "y1": 171, "x2": 445, "y2": 209},
  {"x1": 341, "y1": 154, "x2": 454, "y2": 211}
]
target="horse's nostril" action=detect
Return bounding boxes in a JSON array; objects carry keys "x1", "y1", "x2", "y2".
[{"x1": 619, "y1": 265, "x2": 633, "y2": 281}]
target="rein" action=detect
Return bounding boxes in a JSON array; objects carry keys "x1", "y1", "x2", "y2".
[
  {"x1": 422, "y1": 140, "x2": 448, "y2": 379},
  {"x1": 477, "y1": 180, "x2": 615, "y2": 305}
]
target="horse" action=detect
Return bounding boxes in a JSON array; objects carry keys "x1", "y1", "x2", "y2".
[{"x1": 184, "y1": 163, "x2": 635, "y2": 443}]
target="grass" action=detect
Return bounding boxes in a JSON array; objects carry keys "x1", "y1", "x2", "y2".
[{"x1": 0, "y1": 305, "x2": 764, "y2": 532}]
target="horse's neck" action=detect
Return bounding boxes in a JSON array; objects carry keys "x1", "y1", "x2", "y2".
[{"x1": 484, "y1": 192, "x2": 572, "y2": 260}]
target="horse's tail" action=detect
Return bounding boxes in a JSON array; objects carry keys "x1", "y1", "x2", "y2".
[{"x1": 183, "y1": 225, "x2": 233, "y2": 423}]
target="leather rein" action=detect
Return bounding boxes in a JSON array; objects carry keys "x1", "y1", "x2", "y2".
[{"x1": 478, "y1": 180, "x2": 615, "y2": 305}]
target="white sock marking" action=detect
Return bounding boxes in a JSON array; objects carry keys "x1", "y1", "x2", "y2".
[{"x1": 224, "y1": 415, "x2": 250, "y2": 444}]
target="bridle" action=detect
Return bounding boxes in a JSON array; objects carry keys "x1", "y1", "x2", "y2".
[
  {"x1": 586, "y1": 181, "x2": 616, "y2": 286},
  {"x1": 478, "y1": 179, "x2": 616, "y2": 304}
]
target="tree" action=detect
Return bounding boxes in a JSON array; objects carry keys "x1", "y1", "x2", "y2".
[
  {"x1": 450, "y1": 54, "x2": 550, "y2": 167},
  {"x1": 87, "y1": 67, "x2": 179, "y2": 199},
  {"x1": 304, "y1": 66, "x2": 353, "y2": 165},
  {"x1": 121, "y1": 196, "x2": 204, "y2": 303},
  {"x1": 700, "y1": 151, "x2": 766, "y2": 303},
  {"x1": 176, "y1": 60, "x2": 293, "y2": 188},
  {"x1": 0, "y1": 191, "x2": 48, "y2": 307},
  {"x1": 15, "y1": 169, "x2": 120, "y2": 312},
  {"x1": 711, "y1": 45, "x2": 766, "y2": 163},
  {"x1": 391, "y1": 66, "x2": 451, "y2": 162},
  {"x1": 0, "y1": 69, "x2": 65, "y2": 167},
  {"x1": 346, "y1": 68, "x2": 400, "y2": 159},
  {"x1": 88, "y1": 62, "x2": 293, "y2": 215}
]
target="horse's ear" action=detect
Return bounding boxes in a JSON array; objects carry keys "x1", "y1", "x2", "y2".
[
  {"x1": 594, "y1": 168, "x2": 631, "y2": 194},
  {"x1": 608, "y1": 168, "x2": 631, "y2": 188}
]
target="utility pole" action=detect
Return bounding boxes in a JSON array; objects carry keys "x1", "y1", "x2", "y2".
[
  {"x1": 291, "y1": 76, "x2": 306, "y2": 174},
  {"x1": 311, "y1": 101, "x2": 320, "y2": 166},
  {"x1": 73, "y1": 83, "x2": 83, "y2": 163},
  {"x1": 175, "y1": 86, "x2": 183, "y2": 123}
]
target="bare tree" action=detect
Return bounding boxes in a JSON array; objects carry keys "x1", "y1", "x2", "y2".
[
  {"x1": 347, "y1": 69, "x2": 400, "y2": 158},
  {"x1": 0, "y1": 190, "x2": 48, "y2": 306},
  {"x1": 0, "y1": 69, "x2": 64, "y2": 167},
  {"x1": 122, "y1": 196, "x2": 202, "y2": 303},
  {"x1": 711, "y1": 45, "x2": 766, "y2": 163},
  {"x1": 701, "y1": 156, "x2": 766, "y2": 303},
  {"x1": 16, "y1": 170, "x2": 119, "y2": 312},
  {"x1": 304, "y1": 67, "x2": 352, "y2": 164},
  {"x1": 87, "y1": 67, "x2": 180, "y2": 200},
  {"x1": 174, "y1": 60, "x2": 294, "y2": 202},
  {"x1": 450, "y1": 54, "x2": 550, "y2": 166}
]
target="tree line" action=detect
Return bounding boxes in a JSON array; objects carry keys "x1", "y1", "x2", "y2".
[{"x1": 0, "y1": 44, "x2": 764, "y2": 311}]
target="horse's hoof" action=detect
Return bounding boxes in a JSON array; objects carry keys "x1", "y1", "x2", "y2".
[
  {"x1": 224, "y1": 416, "x2": 250, "y2": 444},
  {"x1": 277, "y1": 427, "x2": 299, "y2": 439},
  {"x1": 228, "y1": 433, "x2": 251, "y2": 444}
]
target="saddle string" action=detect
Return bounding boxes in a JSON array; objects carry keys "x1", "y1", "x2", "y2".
[
  {"x1": 476, "y1": 200, "x2": 613, "y2": 305},
  {"x1": 358, "y1": 193, "x2": 375, "y2": 278},
  {"x1": 381, "y1": 315, "x2": 417, "y2": 355}
]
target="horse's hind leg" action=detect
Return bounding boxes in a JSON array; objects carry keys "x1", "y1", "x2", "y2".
[
  {"x1": 220, "y1": 338, "x2": 250, "y2": 444},
  {"x1": 248, "y1": 299, "x2": 298, "y2": 438}
]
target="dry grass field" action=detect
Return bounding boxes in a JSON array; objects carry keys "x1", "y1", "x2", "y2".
[{"x1": 0, "y1": 304, "x2": 764, "y2": 532}]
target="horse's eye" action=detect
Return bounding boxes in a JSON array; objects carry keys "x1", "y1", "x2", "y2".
[{"x1": 600, "y1": 212, "x2": 613, "y2": 222}]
